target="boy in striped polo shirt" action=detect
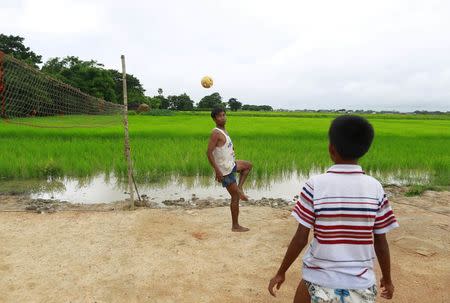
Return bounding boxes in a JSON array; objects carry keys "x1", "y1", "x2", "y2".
[{"x1": 269, "y1": 115, "x2": 399, "y2": 302}]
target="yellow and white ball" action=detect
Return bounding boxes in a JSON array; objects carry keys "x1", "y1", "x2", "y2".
[{"x1": 201, "y1": 76, "x2": 213, "y2": 88}]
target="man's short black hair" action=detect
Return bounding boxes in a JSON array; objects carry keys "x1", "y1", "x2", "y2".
[
  {"x1": 328, "y1": 115, "x2": 374, "y2": 160},
  {"x1": 211, "y1": 107, "x2": 226, "y2": 119}
]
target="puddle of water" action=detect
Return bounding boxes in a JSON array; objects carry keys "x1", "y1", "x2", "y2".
[
  {"x1": 28, "y1": 171, "x2": 311, "y2": 204},
  {"x1": 23, "y1": 169, "x2": 432, "y2": 205},
  {"x1": 371, "y1": 170, "x2": 431, "y2": 186}
]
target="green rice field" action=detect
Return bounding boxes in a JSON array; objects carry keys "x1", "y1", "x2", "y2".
[{"x1": 0, "y1": 112, "x2": 449, "y2": 187}]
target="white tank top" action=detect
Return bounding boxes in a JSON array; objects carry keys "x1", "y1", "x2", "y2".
[{"x1": 212, "y1": 127, "x2": 235, "y2": 175}]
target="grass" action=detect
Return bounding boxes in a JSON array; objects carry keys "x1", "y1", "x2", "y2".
[
  {"x1": 404, "y1": 185, "x2": 443, "y2": 197},
  {"x1": 184, "y1": 110, "x2": 450, "y2": 120},
  {"x1": 0, "y1": 179, "x2": 65, "y2": 195},
  {"x1": 0, "y1": 112, "x2": 449, "y2": 187}
]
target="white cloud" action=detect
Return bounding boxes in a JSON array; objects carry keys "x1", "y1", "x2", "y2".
[
  {"x1": 15, "y1": 0, "x2": 107, "y2": 34},
  {"x1": 1, "y1": 0, "x2": 449, "y2": 110}
]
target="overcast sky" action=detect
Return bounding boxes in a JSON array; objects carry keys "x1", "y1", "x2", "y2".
[{"x1": 1, "y1": 0, "x2": 449, "y2": 111}]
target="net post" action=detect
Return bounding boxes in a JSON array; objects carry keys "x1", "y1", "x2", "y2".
[
  {"x1": 121, "y1": 55, "x2": 135, "y2": 210},
  {"x1": 0, "y1": 51, "x2": 6, "y2": 118}
]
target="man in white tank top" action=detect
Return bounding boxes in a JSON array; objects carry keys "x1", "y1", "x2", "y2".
[{"x1": 206, "y1": 107, "x2": 253, "y2": 232}]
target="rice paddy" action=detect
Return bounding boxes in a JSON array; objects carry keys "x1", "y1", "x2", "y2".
[{"x1": 0, "y1": 112, "x2": 449, "y2": 187}]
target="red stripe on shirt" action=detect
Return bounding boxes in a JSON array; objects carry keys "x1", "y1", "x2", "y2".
[
  {"x1": 316, "y1": 239, "x2": 373, "y2": 245},
  {"x1": 315, "y1": 224, "x2": 374, "y2": 231},
  {"x1": 315, "y1": 201, "x2": 379, "y2": 206},
  {"x1": 314, "y1": 233, "x2": 372, "y2": 239},
  {"x1": 296, "y1": 202, "x2": 315, "y2": 217},
  {"x1": 375, "y1": 210, "x2": 394, "y2": 222},
  {"x1": 299, "y1": 213, "x2": 314, "y2": 226},
  {"x1": 314, "y1": 230, "x2": 372, "y2": 237},
  {"x1": 293, "y1": 204, "x2": 314, "y2": 221},
  {"x1": 380, "y1": 199, "x2": 389, "y2": 208},
  {"x1": 316, "y1": 214, "x2": 376, "y2": 219},
  {"x1": 293, "y1": 208, "x2": 314, "y2": 226},
  {"x1": 374, "y1": 218, "x2": 397, "y2": 229},
  {"x1": 301, "y1": 192, "x2": 313, "y2": 204}
]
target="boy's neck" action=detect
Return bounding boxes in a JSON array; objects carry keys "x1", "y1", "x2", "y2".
[
  {"x1": 216, "y1": 125, "x2": 225, "y2": 130},
  {"x1": 333, "y1": 160, "x2": 359, "y2": 165}
]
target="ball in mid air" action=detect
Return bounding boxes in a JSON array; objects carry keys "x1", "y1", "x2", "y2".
[{"x1": 201, "y1": 76, "x2": 213, "y2": 88}]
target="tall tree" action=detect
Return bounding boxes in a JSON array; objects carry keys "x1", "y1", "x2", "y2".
[
  {"x1": 0, "y1": 34, "x2": 42, "y2": 68},
  {"x1": 42, "y1": 56, "x2": 117, "y2": 102},
  {"x1": 197, "y1": 92, "x2": 224, "y2": 109},
  {"x1": 167, "y1": 93, "x2": 194, "y2": 111},
  {"x1": 242, "y1": 104, "x2": 273, "y2": 111},
  {"x1": 228, "y1": 98, "x2": 242, "y2": 111},
  {"x1": 108, "y1": 69, "x2": 146, "y2": 105},
  {"x1": 156, "y1": 95, "x2": 170, "y2": 109},
  {"x1": 146, "y1": 96, "x2": 160, "y2": 109}
]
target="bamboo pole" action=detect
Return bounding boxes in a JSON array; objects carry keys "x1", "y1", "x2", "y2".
[{"x1": 121, "y1": 55, "x2": 135, "y2": 210}]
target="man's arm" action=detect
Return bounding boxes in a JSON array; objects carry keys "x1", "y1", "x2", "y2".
[
  {"x1": 374, "y1": 233, "x2": 394, "y2": 300},
  {"x1": 206, "y1": 131, "x2": 223, "y2": 182},
  {"x1": 268, "y1": 224, "x2": 310, "y2": 297}
]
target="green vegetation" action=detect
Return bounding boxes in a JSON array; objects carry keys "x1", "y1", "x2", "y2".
[
  {"x1": 1, "y1": 34, "x2": 146, "y2": 107},
  {"x1": 0, "y1": 34, "x2": 42, "y2": 68},
  {"x1": 1, "y1": 35, "x2": 276, "y2": 113},
  {"x1": 182, "y1": 110, "x2": 450, "y2": 120},
  {"x1": 0, "y1": 113, "x2": 448, "y2": 188},
  {"x1": 405, "y1": 185, "x2": 442, "y2": 197}
]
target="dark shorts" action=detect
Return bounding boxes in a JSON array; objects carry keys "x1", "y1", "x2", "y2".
[{"x1": 221, "y1": 165, "x2": 237, "y2": 188}]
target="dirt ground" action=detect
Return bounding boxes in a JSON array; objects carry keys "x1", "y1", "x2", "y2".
[{"x1": 0, "y1": 190, "x2": 449, "y2": 303}]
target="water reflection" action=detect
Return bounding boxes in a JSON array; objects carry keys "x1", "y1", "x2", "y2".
[{"x1": 15, "y1": 169, "x2": 432, "y2": 205}]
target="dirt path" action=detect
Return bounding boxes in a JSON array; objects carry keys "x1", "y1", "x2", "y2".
[{"x1": 0, "y1": 191, "x2": 449, "y2": 303}]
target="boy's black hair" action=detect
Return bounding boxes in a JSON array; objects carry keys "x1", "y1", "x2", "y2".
[
  {"x1": 211, "y1": 107, "x2": 226, "y2": 119},
  {"x1": 328, "y1": 115, "x2": 374, "y2": 160}
]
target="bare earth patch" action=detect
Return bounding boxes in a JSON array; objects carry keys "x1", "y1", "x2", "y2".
[{"x1": 0, "y1": 190, "x2": 449, "y2": 303}]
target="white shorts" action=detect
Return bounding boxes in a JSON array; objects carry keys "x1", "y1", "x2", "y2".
[{"x1": 305, "y1": 280, "x2": 377, "y2": 303}]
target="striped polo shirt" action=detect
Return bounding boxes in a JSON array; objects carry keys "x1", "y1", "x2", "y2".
[{"x1": 292, "y1": 164, "x2": 399, "y2": 289}]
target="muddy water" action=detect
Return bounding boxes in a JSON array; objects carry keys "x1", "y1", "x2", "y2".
[
  {"x1": 28, "y1": 172, "x2": 309, "y2": 204},
  {"x1": 22, "y1": 170, "x2": 431, "y2": 205}
]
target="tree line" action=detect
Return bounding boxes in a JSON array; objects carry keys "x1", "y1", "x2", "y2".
[{"x1": 0, "y1": 34, "x2": 273, "y2": 112}]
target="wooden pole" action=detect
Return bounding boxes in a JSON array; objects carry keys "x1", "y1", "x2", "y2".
[
  {"x1": 121, "y1": 55, "x2": 135, "y2": 210},
  {"x1": 0, "y1": 51, "x2": 6, "y2": 118}
]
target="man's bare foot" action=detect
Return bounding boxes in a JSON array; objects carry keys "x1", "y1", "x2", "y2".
[
  {"x1": 238, "y1": 189, "x2": 249, "y2": 201},
  {"x1": 232, "y1": 225, "x2": 250, "y2": 232}
]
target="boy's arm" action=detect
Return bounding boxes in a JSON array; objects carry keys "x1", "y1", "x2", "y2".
[
  {"x1": 374, "y1": 233, "x2": 394, "y2": 300},
  {"x1": 268, "y1": 224, "x2": 310, "y2": 297},
  {"x1": 206, "y1": 131, "x2": 223, "y2": 182}
]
